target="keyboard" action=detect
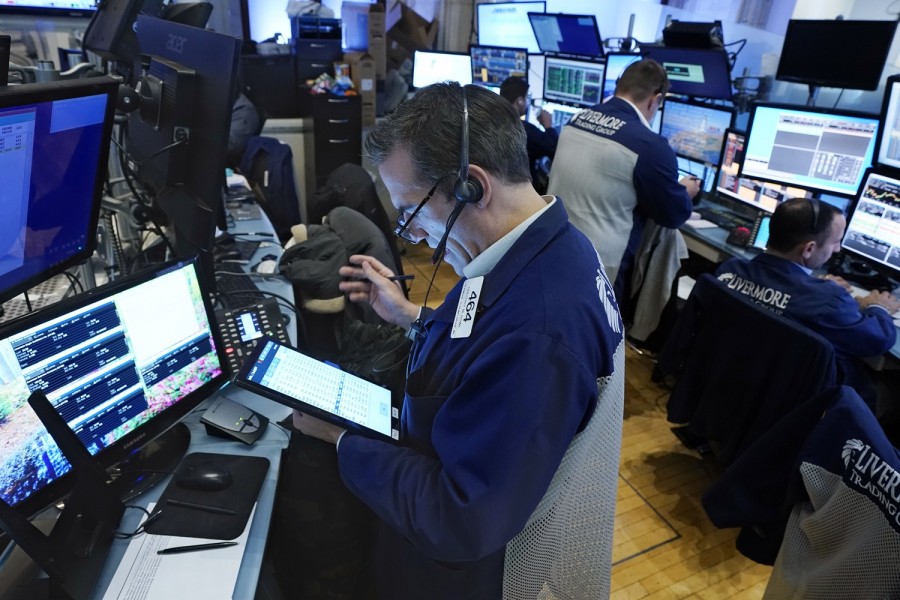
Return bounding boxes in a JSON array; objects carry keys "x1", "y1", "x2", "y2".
[
  {"x1": 214, "y1": 262, "x2": 268, "y2": 308},
  {"x1": 696, "y1": 207, "x2": 750, "y2": 229}
]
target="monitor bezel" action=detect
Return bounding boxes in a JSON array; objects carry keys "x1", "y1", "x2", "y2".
[
  {"x1": 541, "y1": 54, "x2": 606, "y2": 109},
  {"x1": 639, "y1": 45, "x2": 734, "y2": 100},
  {"x1": 468, "y1": 44, "x2": 529, "y2": 89},
  {"x1": 476, "y1": 1, "x2": 546, "y2": 54},
  {"x1": 658, "y1": 95, "x2": 734, "y2": 166},
  {"x1": 0, "y1": 77, "x2": 118, "y2": 306},
  {"x1": 601, "y1": 51, "x2": 641, "y2": 98},
  {"x1": 874, "y1": 73, "x2": 900, "y2": 175},
  {"x1": 411, "y1": 49, "x2": 474, "y2": 89},
  {"x1": 738, "y1": 101, "x2": 880, "y2": 198},
  {"x1": 840, "y1": 167, "x2": 900, "y2": 279},
  {"x1": 527, "y1": 12, "x2": 604, "y2": 58},
  {"x1": 0, "y1": 255, "x2": 228, "y2": 519},
  {"x1": 776, "y1": 19, "x2": 898, "y2": 92}
]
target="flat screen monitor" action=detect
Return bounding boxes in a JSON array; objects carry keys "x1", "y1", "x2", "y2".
[
  {"x1": 412, "y1": 50, "x2": 473, "y2": 88},
  {"x1": 244, "y1": 0, "x2": 292, "y2": 42},
  {"x1": 677, "y1": 157, "x2": 716, "y2": 195},
  {"x1": 126, "y1": 16, "x2": 241, "y2": 257},
  {"x1": 740, "y1": 103, "x2": 880, "y2": 197},
  {"x1": 470, "y1": 45, "x2": 528, "y2": 89},
  {"x1": 659, "y1": 97, "x2": 733, "y2": 165},
  {"x1": 528, "y1": 12, "x2": 604, "y2": 58},
  {"x1": 531, "y1": 100, "x2": 582, "y2": 134},
  {"x1": 603, "y1": 52, "x2": 641, "y2": 100},
  {"x1": 0, "y1": 0, "x2": 95, "y2": 16},
  {"x1": 715, "y1": 129, "x2": 815, "y2": 213},
  {"x1": 841, "y1": 170, "x2": 900, "y2": 275},
  {"x1": 0, "y1": 77, "x2": 117, "y2": 306},
  {"x1": 543, "y1": 55, "x2": 605, "y2": 108},
  {"x1": 0, "y1": 256, "x2": 227, "y2": 518},
  {"x1": 476, "y1": 1, "x2": 545, "y2": 54},
  {"x1": 875, "y1": 74, "x2": 900, "y2": 172},
  {"x1": 777, "y1": 20, "x2": 897, "y2": 92},
  {"x1": 640, "y1": 45, "x2": 733, "y2": 100}
]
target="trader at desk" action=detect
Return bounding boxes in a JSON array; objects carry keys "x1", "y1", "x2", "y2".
[{"x1": 714, "y1": 198, "x2": 900, "y2": 407}]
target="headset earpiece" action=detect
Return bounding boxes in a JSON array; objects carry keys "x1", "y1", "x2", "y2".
[{"x1": 453, "y1": 86, "x2": 484, "y2": 205}]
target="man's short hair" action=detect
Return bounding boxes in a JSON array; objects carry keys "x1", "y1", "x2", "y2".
[
  {"x1": 767, "y1": 197, "x2": 841, "y2": 253},
  {"x1": 615, "y1": 59, "x2": 670, "y2": 102},
  {"x1": 365, "y1": 82, "x2": 531, "y2": 193},
  {"x1": 499, "y1": 76, "x2": 528, "y2": 104}
]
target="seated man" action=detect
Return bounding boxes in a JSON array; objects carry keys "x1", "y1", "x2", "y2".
[
  {"x1": 499, "y1": 76, "x2": 558, "y2": 192},
  {"x1": 291, "y1": 83, "x2": 626, "y2": 599},
  {"x1": 715, "y1": 198, "x2": 899, "y2": 406}
]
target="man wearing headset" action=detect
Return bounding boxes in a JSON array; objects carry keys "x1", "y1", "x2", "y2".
[
  {"x1": 715, "y1": 198, "x2": 899, "y2": 407},
  {"x1": 291, "y1": 83, "x2": 625, "y2": 599},
  {"x1": 547, "y1": 58, "x2": 700, "y2": 305}
]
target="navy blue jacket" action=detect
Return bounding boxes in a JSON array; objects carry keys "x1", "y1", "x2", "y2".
[{"x1": 336, "y1": 199, "x2": 624, "y2": 599}]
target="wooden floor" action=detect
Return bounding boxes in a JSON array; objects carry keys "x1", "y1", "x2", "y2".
[{"x1": 399, "y1": 242, "x2": 773, "y2": 599}]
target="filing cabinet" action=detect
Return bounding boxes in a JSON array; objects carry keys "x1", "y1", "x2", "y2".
[{"x1": 311, "y1": 94, "x2": 362, "y2": 186}]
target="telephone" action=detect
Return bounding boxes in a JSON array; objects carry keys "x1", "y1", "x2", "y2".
[{"x1": 215, "y1": 297, "x2": 291, "y2": 375}]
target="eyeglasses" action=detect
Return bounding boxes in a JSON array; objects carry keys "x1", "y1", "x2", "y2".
[{"x1": 394, "y1": 179, "x2": 443, "y2": 243}]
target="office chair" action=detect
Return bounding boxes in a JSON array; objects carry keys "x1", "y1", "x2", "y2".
[{"x1": 655, "y1": 273, "x2": 837, "y2": 465}]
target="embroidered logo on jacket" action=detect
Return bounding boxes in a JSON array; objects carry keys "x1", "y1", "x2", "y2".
[
  {"x1": 571, "y1": 109, "x2": 627, "y2": 137},
  {"x1": 717, "y1": 272, "x2": 792, "y2": 313},
  {"x1": 594, "y1": 250, "x2": 622, "y2": 336},
  {"x1": 842, "y1": 438, "x2": 900, "y2": 531}
]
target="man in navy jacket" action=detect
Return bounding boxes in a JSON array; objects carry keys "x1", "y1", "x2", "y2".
[
  {"x1": 715, "y1": 198, "x2": 899, "y2": 405},
  {"x1": 499, "y1": 76, "x2": 558, "y2": 190},
  {"x1": 291, "y1": 83, "x2": 625, "y2": 599},
  {"x1": 547, "y1": 59, "x2": 700, "y2": 303}
]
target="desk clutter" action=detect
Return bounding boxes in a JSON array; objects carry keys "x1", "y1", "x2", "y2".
[{"x1": 145, "y1": 452, "x2": 269, "y2": 541}]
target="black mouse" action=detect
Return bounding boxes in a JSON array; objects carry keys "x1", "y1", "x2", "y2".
[{"x1": 174, "y1": 461, "x2": 233, "y2": 491}]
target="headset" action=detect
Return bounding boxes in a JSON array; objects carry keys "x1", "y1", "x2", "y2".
[{"x1": 431, "y1": 85, "x2": 485, "y2": 264}]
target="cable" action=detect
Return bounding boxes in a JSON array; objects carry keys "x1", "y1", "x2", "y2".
[
  {"x1": 833, "y1": 89, "x2": 845, "y2": 109},
  {"x1": 114, "y1": 504, "x2": 163, "y2": 539},
  {"x1": 62, "y1": 271, "x2": 84, "y2": 295}
]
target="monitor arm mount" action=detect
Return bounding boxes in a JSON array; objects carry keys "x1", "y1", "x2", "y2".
[{"x1": 732, "y1": 69, "x2": 773, "y2": 114}]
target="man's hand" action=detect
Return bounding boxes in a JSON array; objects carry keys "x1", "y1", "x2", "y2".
[
  {"x1": 338, "y1": 255, "x2": 420, "y2": 328},
  {"x1": 679, "y1": 176, "x2": 702, "y2": 199},
  {"x1": 822, "y1": 274, "x2": 854, "y2": 293},
  {"x1": 858, "y1": 290, "x2": 900, "y2": 314},
  {"x1": 538, "y1": 109, "x2": 553, "y2": 130},
  {"x1": 292, "y1": 410, "x2": 345, "y2": 445}
]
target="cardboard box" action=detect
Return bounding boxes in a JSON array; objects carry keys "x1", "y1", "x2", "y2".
[
  {"x1": 361, "y1": 101, "x2": 376, "y2": 127},
  {"x1": 386, "y1": 3, "x2": 437, "y2": 71},
  {"x1": 344, "y1": 51, "x2": 377, "y2": 105},
  {"x1": 342, "y1": 1, "x2": 386, "y2": 79}
]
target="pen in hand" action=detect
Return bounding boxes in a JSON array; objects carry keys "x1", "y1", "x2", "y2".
[
  {"x1": 157, "y1": 541, "x2": 238, "y2": 555},
  {"x1": 386, "y1": 274, "x2": 415, "y2": 282}
]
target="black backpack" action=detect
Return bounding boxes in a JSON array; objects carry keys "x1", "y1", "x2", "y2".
[{"x1": 239, "y1": 136, "x2": 302, "y2": 241}]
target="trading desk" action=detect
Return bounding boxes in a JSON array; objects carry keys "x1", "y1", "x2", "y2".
[
  {"x1": 679, "y1": 206, "x2": 900, "y2": 362},
  {"x1": 0, "y1": 200, "x2": 297, "y2": 599}
]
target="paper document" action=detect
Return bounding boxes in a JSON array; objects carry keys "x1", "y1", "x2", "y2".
[
  {"x1": 101, "y1": 503, "x2": 256, "y2": 600},
  {"x1": 686, "y1": 219, "x2": 718, "y2": 229}
]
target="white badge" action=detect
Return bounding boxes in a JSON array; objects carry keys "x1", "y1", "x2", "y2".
[{"x1": 451, "y1": 276, "x2": 484, "y2": 339}]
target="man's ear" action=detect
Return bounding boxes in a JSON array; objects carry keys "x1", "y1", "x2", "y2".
[
  {"x1": 801, "y1": 240, "x2": 817, "y2": 258},
  {"x1": 468, "y1": 164, "x2": 491, "y2": 208}
]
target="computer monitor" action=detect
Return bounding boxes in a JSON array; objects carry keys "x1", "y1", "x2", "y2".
[
  {"x1": 0, "y1": 77, "x2": 117, "y2": 306},
  {"x1": 715, "y1": 129, "x2": 815, "y2": 214},
  {"x1": 528, "y1": 13, "x2": 604, "y2": 58},
  {"x1": 841, "y1": 170, "x2": 900, "y2": 276},
  {"x1": 659, "y1": 97, "x2": 733, "y2": 165},
  {"x1": 639, "y1": 45, "x2": 733, "y2": 100},
  {"x1": 243, "y1": 0, "x2": 293, "y2": 43},
  {"x1": 0, "y1": 256, "x2": 227, "y2": 519},
  {"x1": 412, "y1": 50, "x2": 473, "y2": 88},
  {"x1": 125, "y1": 15, "x2": 241, "y2": 257},
  {"x1": 529, "y1": 100, "x2": 582, "y2": 133},
  {"x1": 543, "y1": 55, "x2": 605, "y2": 108},
  {"x1": 0, "y1": 0, "x2": 95, "y2": 16},
  {"x1": 476, "y1": 1, "x2": 545, "y2": 54},
  {"x1": 875, "y1": 74, "x2": 900, "y2": 172},
  {"x1": 469, "y1": 45, "x2": 528, "y2": 89},
  {"x1": 740, "y1": 103, "x2": 880, "y2": 197},
  {"x1": 777, "y1": 19, "x2": 897, "y2": 92},
  {"x1": 677, "y1": 157, "x2": 716, "y2": 195},
  {"x1": 603, "y1": 52, "x2": 641, "y2": 100}
]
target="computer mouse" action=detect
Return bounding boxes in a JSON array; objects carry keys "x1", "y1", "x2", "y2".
[
  {"x1": 726, "y1": 225, "x2": 751, "y2": 246},
  {"x1": 174, "y1": 461, "x2": 234, "y2": 491}
]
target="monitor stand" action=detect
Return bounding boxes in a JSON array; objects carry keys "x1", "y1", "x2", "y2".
[
  {"x1": 108, "y1": 422, "x2": 192, "y2": 502},
  {"x1": 0, "y1": 390, "x2": 125, "y2": 600}
]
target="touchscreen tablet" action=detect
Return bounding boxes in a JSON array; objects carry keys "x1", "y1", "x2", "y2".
[{"x1": 233, "y1": 337, "x2": 400, "y2": 442}]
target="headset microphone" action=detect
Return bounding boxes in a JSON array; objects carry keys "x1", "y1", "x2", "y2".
[{"x1": 432, "y1": 86, "x2": 485, "y2": 265}]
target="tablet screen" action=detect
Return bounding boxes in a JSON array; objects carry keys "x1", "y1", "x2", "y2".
[{"x1": 236, "y1": 338, "x2": 399, "y2": 441}]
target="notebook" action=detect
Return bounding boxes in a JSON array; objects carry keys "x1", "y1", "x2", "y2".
[{"x1": 233, "y1": 337, "x2": 400, "y2": 442}]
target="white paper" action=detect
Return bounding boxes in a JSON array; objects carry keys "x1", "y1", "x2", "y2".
[
  {"x1": 101, "y1": 504, "x2": 256, "y2": 600},
  {"x1": 686, "y1": 219, "x2": 719, "y2": 229}
]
